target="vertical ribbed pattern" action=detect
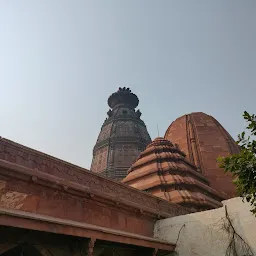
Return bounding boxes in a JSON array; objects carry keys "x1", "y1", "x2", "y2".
[{"x1": 164, "y1": 112, "x2": 240, "y2": 198}]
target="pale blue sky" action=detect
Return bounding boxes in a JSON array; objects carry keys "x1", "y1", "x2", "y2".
[{"x1": 0, "y1": 1, "x2": 255, "y2": 169}]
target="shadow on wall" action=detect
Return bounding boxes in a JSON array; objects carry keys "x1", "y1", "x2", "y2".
[{"x1": 154, "y1": 197, "x2": 256, "y2": 256}]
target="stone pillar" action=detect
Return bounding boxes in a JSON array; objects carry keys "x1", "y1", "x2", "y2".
[
  {"x1": 86, "y1": 238, "x2": 96, "y2": 256},
  {"x1": 152, "y1": 248, "x2": 158, "y2": 256},
  {"x1": 70, "y1": 238, "x2": 96, "y2": 256}
]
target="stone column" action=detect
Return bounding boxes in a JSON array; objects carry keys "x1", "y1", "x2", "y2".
[
  {"x1": 85, "y1": 238, "x2": 96, "y2": 256},
  {"x1": 152, "y1": 248, "x2": 158, "y2": 256}
]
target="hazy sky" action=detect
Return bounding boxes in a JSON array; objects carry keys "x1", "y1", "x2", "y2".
[{"x1": 0, "y1": 1, "x2": 255, "y2": 169}]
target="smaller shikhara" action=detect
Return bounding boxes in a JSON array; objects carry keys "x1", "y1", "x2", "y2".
[{"x1": 123, "y1": 137, "x2": 225, "y2": 211}]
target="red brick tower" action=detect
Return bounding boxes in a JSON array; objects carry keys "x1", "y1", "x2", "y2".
[{"x1": 164, "y1": 112, "x2": 240, "y2": 198}]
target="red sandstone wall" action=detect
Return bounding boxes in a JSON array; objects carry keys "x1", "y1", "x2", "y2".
[
  {"x1": 0, "y1": 137, "x2": 190, "y2": 238},
  {"x1": 0, "y1": 177, "x2": 154, "y2": 237}
]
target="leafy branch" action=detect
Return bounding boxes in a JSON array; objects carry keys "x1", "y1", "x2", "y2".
[{"x1": 218, "y1": 111, "x2": 256, "y2": 216}]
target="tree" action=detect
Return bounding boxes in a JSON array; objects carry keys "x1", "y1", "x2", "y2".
[{"x1": 218, "y1": 111, "x2": 256, "y2": 215}]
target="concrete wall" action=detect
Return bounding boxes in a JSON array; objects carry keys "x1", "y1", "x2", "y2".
[{"x1": 154, "y1": 197, "x2": 256, "y2": 256}]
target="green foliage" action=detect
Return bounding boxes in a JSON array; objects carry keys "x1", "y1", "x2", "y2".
[{"x1": 218, "y1": 111, "x2": 256, "y2": 216}]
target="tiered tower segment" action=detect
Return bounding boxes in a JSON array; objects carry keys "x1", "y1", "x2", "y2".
[{"x1": 91, "y1": 87, "x2": 151, "y2": 180}]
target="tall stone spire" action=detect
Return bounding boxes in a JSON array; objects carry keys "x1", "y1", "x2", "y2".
[{"x1": 91, "y1": 87, "x2": 151, "y2": 180}]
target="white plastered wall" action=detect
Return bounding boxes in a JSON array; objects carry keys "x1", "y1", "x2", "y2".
[{"x1": 154, "y1": 197, "x2": 256, "y2": 256}]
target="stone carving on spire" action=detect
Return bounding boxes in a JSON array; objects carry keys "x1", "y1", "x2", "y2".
[
  {"x1": 136, "y1": 109, "x2": 142, "y2": 118},
  {"x1": 107, "y1": 109, "x2": 113, "y2": 117}
]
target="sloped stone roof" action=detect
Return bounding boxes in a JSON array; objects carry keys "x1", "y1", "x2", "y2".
[{"x1": 123, "y1": 137, "x2": 225, "y2": 211}]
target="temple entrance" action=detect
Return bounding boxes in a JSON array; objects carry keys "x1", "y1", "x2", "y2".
[
  {"x1": 1, "y1": 244, "x2": 43, "y2": 256},
  {"x1": 0, "y1": 226, "x2": 173, "y2": 256},
  {"x1": 0, "y1": 242, "x2": 151, "y2": 256},
  {"x1": 93, "y1": 240, "x2": 149, "y2": 256}
]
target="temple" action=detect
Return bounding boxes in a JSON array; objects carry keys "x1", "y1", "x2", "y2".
[
  {"x1": 91, "y1": 87, "x2": 151, "y2": 180},
  {"x1": 0, "y1": 88, "x2": 245, "y2": 255}
]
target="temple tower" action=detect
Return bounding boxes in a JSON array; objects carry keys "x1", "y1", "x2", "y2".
[
  {"x1": 164, "y1": 112, "x2": 240, "y2": 198},
  {"x1": 91, "y1": 87, "x2": 151, "y2": 180},
  {"x1": 123, "y1": 137, "x2": 225, "y2": 211}
]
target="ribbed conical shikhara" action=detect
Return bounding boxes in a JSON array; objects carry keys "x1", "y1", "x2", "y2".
[
  {"x1": 123, "y1": 137, "x2": 225, "y2": 211},
  {"x1": 91, "y1": 87, "x2": 151, "y2": 180},
  {"x1": 164, "y1": 112, "x2": 240, "y2": 198}
]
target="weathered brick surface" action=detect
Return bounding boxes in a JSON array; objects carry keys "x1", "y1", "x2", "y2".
[{"x1": 164, "y1": 112, "x2": 240, "y2": 198}]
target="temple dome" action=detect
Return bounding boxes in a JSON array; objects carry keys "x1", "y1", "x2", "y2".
[
  {"x1": 123, "y1": 137, "x2": 225, "y2": 211},
  {"x1": 164, "y1": 112, "x2": 240, "y2": 198},
  {"x1": 108, "y1": 87, "x2": 139, "y2": 109}
]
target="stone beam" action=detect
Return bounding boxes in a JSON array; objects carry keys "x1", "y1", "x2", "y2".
[{"x1": 0, "y1": 207, "x2": 175, "y2": 252}]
